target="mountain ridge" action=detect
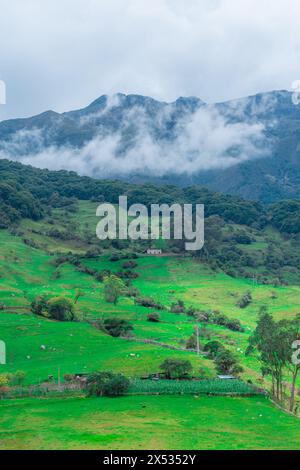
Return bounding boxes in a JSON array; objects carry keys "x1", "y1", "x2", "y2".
[{"x1": 0, "y1": 89, "x2": 300, "y2": 202}]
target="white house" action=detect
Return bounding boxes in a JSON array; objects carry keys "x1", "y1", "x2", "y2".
[{"x1": 146, "y1": 249, "x2": 162, "y2": 256}]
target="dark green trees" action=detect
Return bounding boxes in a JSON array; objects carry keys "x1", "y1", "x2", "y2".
[{"x1": 86, "y1": 372, "x2": 130, "y2": 397}]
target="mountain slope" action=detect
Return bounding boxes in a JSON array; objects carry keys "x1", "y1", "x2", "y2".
[{"x1": 0, "y1": 90, "x2": 300, "y2": 202}]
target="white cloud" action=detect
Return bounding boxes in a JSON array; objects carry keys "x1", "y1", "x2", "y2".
[
  {"x1": 0, "y1": 0, "x2": 299, "y2": 122},
  {"x1": 0, "y1": 100, "x2": 269, "y2": 176}
]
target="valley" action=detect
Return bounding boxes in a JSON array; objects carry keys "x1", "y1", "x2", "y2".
[{"x1": 0, "y1": 193, "x2": 299, "y2": 449}]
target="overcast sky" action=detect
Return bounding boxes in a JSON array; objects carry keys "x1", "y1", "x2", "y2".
[{"x1": 0, "y1": 0, "x2": 300, "y2": 121}]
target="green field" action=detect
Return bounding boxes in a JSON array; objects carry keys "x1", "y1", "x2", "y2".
[
  {"x1": 0, "y1": 395, "x2": 299, "y2": 450},
  {"x1": 0, "y1": 200, "x2": 300, "y2": 450},
  {"x1": 1, "y1": 226, "x2": 299, "y2": 384}
]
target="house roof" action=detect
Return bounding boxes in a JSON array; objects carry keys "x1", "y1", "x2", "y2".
[{"x1": 217, "y1": 375, "x2": 236, "y2": 380}]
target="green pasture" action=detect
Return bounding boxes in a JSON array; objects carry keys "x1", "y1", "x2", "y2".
[
  {"x1": 0, "y1": 227, "x2": 300, "y2": 386},
  {"x1": 0, "y1": 395, "x2": 299, "y2": 450}
]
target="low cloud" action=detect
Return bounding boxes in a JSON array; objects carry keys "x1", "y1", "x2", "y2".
[{"x1": 0, "y1": 96, "x2": 271, "y2": 178}]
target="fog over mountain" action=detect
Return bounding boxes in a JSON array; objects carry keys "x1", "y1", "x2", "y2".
[{"x1": 0, "y1": 89, "x2": 300, "y2": 202}]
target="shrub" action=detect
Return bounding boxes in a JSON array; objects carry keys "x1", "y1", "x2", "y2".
[
  {"x1": 86, "y1": 371, "x2": 130, "y2": 397},
  {"x1": 186, "y1": 306, "x2": 196, "y2": 316},
  {"x1": 232, "y1": 232, "x2": 253, "y2": 244},
  {"x1": 147, "y1": 312, "x2": 161, "y2": 323},
  {"x1": 102, "y1": 318, "x2": 134, "y2": 338},
  {"x1": 117, "y1": 270, "x2": 139, "y2": 280},
  {"x1": 31, "y1": 295, "x2": 48, "y2": 316},
  {"x1": 0, "y1": 374, "x2": 9, "y2": 397},
  {"x1": 214, "y1": 349, "x2": 243, "y2": 375},
  {"x1": 47, "y1": 297, "x2": 76, "y2": 321},
  {"x1": 194, "y1": 311, "x2": 210, "y2": 322},
  {"x1": 160, "y1": 359, "x2": 193, "y2": 379},
  {"x1": 237, "y1": 291, "x2": 252, "y2": 309},
  {"x1": 186, "y1": 333, "x2": 198, "y2": 350},
  {"x1": 109, "y1": 253, "x2": 122, "y2": 262},
  {"x1": 204, "y1": 341, "x2": 224, "y2": 359},
  {"x1": 170, "y1": 300, "x2": 185, "y2": 314},
  {"x1": 7, "y1": 370, "x2": 26, "y2": 386},
  {"x1": 103, "y1": 275, "x2": 125, "y2": 305},
  {"x1": 194, "y1": 310, "x2": 244, "y2": 332},
  {"x1": 31, "y1": 295, "x2": 76, "y2": 321},
  {"x1": 64, "y1": 374, "x2": 75, "y2": 383},
  {"x1": 226, "y1": 319, "x2": 244, "y2": 332},
  {"x1": 135, "y1": 296, "x2": 164, "y2": 310},
  {"x1": 126, "y1": 286, "x2": 140, "y2": 298},
  {"x1": 85, "y1": 247, "x2": 102, "y2": 258},
  {"x1": 122, "y1": 260, "x2": 138, "y2": 269}
]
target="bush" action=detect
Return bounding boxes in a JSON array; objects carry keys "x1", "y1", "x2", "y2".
[
  {"x1": 64, "y1": 374, "x2": 75, "y2": 383},
  {"x1": 186, "y1": 333, "x2": 198, "y2": 350},
  {"x1": 226, "y1": 319, "x2": 244, "y2": 332},
  {"x1": 0, "y1": 374, "x2": 9, "y2": 397},
  {"x1": 186, "y1": 306, "x2": 196, "y2": 316},
  {"x1": 102, "y1": 318, "x2": 134, "y2": 338},
  {"x1": 204, "y1": 341, "x2": 224, "y2": 359},
  {"x1": 31, "y1": 295, "x2": 76, "y2": 321},
  {"x1": 147, "y1": 312, "x2": 161, "y2": 323},
  {"x1": 109, "y1": 253, "x2": 122, "y2": 262},
  {"x1": 160, "y1": 359, "x2": 193, "y2": 379},
  {"x1": 237, "y1": 291, "x2": 252, "y2": 309},
  {"x1": 117, "y1": 270, "x2": 139, "y2": 280},
  {"x1": 194, "y1": 310, "x2": 244, "y2": 332},
  {"x1": 126, "y1": 286, "x2": 140, "y2": 298},
  {"x1": 103, "y1": 275, "x2": 125, "y2": 305},
  {"x1": 85, "y1": 247, "x2": 102, "y2": 258},
  {"x1": 214, "y1": 349, "x2": 243, "y2": 375},
  {"x1": 31, "y1": 295, "x2": 48, "y2": 316},
  {"x1": 170, "y1": 300, "x2": 185, "y2": 313},
  {"x1": 135, "y1": 296, "x2": 164, "y2": 310},
  {"x1": 86, "y1": 371, "x2": 130, "y2": 397},
  {"x1": 122, "y1": 261, "x2": 138, "y2": 269},
  {"x1": 7, "y1": 370, "x2": 26, "y2": 386},
  {"x1": 47, "y1": 297, "x2": 76, "y2": 321},
  {"x1": 232, "y1": 232, "x2": 253, "y2": 244}
]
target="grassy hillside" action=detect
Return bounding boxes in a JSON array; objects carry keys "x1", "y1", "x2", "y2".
[
  {"x1": 0, "y1": 194, "x2": 299, "y2": 450},
  {"x1": 1, "y1": 220, "x2": 300, "y2": 385}
]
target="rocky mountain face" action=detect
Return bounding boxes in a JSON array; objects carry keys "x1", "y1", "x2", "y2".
[{"x1": 0, "y1": 90, "x2": 300, "y2": 202}]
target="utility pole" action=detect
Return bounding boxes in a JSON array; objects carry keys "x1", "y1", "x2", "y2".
[{"x1": 196, "y1": 324, "x2": 200, "y2": 356}]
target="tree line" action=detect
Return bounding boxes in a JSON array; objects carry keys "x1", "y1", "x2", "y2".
[
  {"x1": 1, "y1": 159, "x2": 299, "y2": 235},
  {"x1": 247, "y1": 307, "x2": 300, "y2": 413}
]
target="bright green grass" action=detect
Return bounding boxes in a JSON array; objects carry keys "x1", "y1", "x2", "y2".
[
  {"x1": 1, "y1": 227, "x2": 300, "y2": 387},
  {"x1": 0, "y1": 395, "x2": 299, "y2": 450},
  {"x1": 1, "y1": 207, "x2": 300, "y2": 450},
  {"x1": 0, "y1": 313, "x2": 213, "y2": 384}
]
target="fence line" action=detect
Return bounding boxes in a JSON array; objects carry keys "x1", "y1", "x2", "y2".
[{"x1": 121, "y1": 336, "x2": 209, "y2": 355}]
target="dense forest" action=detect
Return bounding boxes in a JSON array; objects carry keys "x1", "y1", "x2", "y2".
[
  {"x1": 1, "y1": 158, "x2": 300, "y2": 232},
  {"x1": 1, "y1": 158, "x2": 300, "y2": 284}
]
